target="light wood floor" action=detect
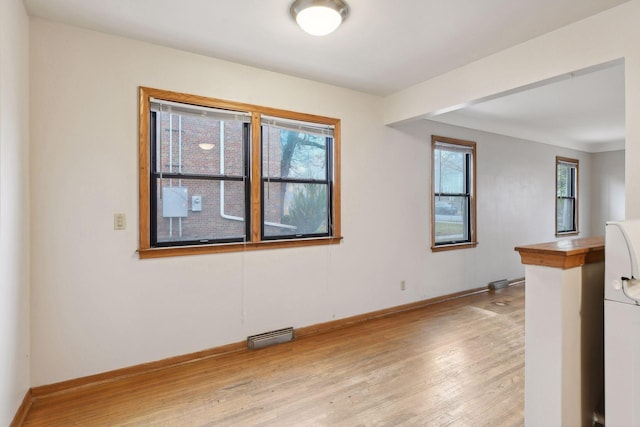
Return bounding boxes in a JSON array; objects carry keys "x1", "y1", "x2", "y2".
[{"x1": 24, "y1": 284, "x2": 525, "y2": 426}]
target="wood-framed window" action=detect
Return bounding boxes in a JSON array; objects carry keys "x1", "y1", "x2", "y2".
[
  {"x1": 431, "y1": 135, "x2": 477, "y2": 252},
  {"x1": 138, "y1": 87, "x2": 342, "y2": 258},
  {"x1": 556, "y1": 156, "x2": 579, "y2": 236}
]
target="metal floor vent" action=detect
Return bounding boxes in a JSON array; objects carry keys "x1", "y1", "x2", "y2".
[
  {"x1": 247, "y1": 327, "x2": 294, "y2": 350},
  {"x1": 489, "y1": 279, "x2": 509, "y2": 290}
]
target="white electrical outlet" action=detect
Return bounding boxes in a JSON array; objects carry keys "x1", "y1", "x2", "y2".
[
  {"x1": 400, "y1": 280, "x2": 406, "y2": 291},
  {"x1": 114, "y1": 213, "x2": 126, "y2": 230}
]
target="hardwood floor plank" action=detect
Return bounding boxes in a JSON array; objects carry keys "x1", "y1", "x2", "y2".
[{"x1": 23, "y1": 285, "x2": 524, "y2": 426}]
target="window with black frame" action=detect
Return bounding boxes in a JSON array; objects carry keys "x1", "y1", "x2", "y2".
[
  {"x1": 149, "y1": 99, "x2": 251, "y2": 246},
  {"x1": 138, "y1": 87, "x2": 342, "y2": 258},
  {"x1": 556, "y1": 156, "x2": 579, "y2": 235},
  {"x1": 261, "y1": 116, "x2": 333, "y2": 239},
  {"x1": 431, "y1": 135, "x2": 477, "y2": 251}
]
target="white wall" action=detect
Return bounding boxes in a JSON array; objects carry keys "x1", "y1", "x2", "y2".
[
  {"x1": 590, "y1": 150, "x2": 625, "y2": 235},
  {"x1": 0, "y1": 0, "x2": 31, "y2": 423},
  {"x1": 26, "y1": 20, "x2": 405, "y2": 386},
  {"x1": 395, "y1": 119, "x2": 594, "y2": 259},
  {"x1": 383, "y1": 0, "x2": 640, "y2": 221},
  {"x1": 29, "y1": 19, "x2": 571, "y2": 387}
]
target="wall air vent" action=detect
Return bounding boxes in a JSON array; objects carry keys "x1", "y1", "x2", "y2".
[{"x1": 247, "y1": 327, "x2": 294, "y2": 350}]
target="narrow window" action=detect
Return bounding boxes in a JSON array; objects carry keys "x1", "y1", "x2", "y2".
[
  {"x1": 138, "y1": 87, "x2": 341, "y2": 258},
  {"x1": 556, "y1": 157, "x2": 579, "y2": 236},
  {"x1": 431, "y1": 135, "x2": 477, "y2": 251}
]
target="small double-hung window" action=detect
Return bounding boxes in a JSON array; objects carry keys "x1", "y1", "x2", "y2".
[
  {"x1": 149, "y1": 99, "x2": 251, "y2": 246},
  {"x1": 431, "y1": 135, "x2": 477, "y2": 251},
  {"x1": 556, "y1": 157, "x2": 579, "y2": 236},
  {"x1": 261, "y1": 116, "x2": 333, "y2": 239},
  {"x1": 138, "y1": 87, "x2": 341, "y2": 258}
]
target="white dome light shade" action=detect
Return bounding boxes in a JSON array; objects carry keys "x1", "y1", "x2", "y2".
[
  {"x1": 198, "y1": 143, "x2": 215, "y2": 150},
  {"x1": 290, "y1": 0, "x2": 349, "y2": 36},
  {"x1": 296, "y1": 6, "x2": 342, "y2": 36}
]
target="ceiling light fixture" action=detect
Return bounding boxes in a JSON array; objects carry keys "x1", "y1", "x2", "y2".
[{"x1": 290, "y1": 0, "x2": 349, "y2": 36}]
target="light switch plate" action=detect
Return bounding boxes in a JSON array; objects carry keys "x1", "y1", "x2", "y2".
[{"x1": 114, "y1": 213, "x2": 126, "y2": 230}]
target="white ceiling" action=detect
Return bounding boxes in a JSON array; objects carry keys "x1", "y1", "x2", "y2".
[
  {"x1": 23, "y1": 0, "x2": 629, "y2": 151},
  {"x1": 428, "y1": 61, "x2": 626, "y2": 153}
]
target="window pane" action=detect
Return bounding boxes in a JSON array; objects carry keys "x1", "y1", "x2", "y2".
[
  {"x1": 556, "y1": 158, "x2": 578, "y2": 234},
  {"x1": 262, "y1": 126, "x2": 328, "y2": 180},
  {"x1": 557, "y1": 163, "x2": 575, "y2": 197},
  {"x1": 434, "y1": 196, "x2": 468, "y2": 244},
  {"x1": 155, "y1": 178, "x2": 245, "y2": 243},
  {"x1": 434, "y1": 149, "x2": 466, "y2": 194},
  {"x1": 557, "y1": 198, "x2": 575, "y2": 232},
  {"x1": 155, "y1": 111, "x2": 245, "y2": 176},
  {"x1": 263, "y1": 182, "x2": 329, "y2": 237}
]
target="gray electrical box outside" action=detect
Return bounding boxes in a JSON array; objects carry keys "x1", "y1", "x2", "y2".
[
  {"x1": 162, "y1": 187, "x2": 188, "y2": 218},
  {"x1": 192, "y1": 195, "x2": 202, "y2": 212}
]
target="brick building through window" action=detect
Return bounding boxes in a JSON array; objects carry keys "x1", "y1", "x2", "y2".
[{"x1": 139, "y1": 87, "x2": 341, "y2": 257}]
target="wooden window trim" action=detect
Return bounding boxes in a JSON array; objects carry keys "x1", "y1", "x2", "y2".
[
  {"x1": 430, "y1": 135, "x2": 477, "y2": 252},
  {"x1": 138, "y1": 87, "x2": 342, "y2": 258},
  {"x1": 555, "y1": 156, "x2": 579, "y2": 237}
]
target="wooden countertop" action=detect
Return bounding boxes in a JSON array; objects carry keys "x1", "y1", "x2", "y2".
[{"x1": 514, "y1": 236, "x2": 604, "y2": 269}]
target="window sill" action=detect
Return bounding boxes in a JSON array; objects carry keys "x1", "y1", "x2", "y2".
[
  {"x1": 556, "y1": 231, "x2": 579, "y2": 237},
  {"x1": 139, "y1": 236, "x2": 343, "y2": 259},
  {"x1": 431, "y1": 241, "x2": 478, "y2": 252}
]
